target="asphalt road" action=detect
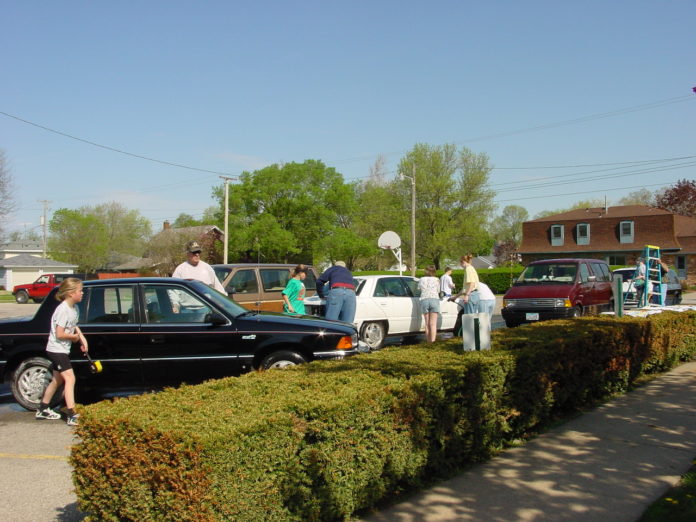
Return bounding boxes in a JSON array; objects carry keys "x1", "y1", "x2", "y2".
[{"x1": 0, "y1": 299, "x2": 505, "y2": 521}]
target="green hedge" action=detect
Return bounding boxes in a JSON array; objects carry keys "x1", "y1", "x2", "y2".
[
  {"x1": 71, "y1": 312, "x2": 696, "y2": 521},
  {"x1": 355, "y1": 268, "x2": 524, "y2": 294}
]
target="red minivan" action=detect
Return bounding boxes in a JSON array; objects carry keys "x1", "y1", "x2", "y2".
[{"x1": 501, "y1": 258, "x2": 614, "y2": 328}]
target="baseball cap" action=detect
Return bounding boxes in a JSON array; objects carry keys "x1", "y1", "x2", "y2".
[{"x1": 186, "y1": 240, "x2": 202, "y2": 253}]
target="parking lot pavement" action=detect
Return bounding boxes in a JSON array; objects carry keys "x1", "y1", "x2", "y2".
[
  {"x1": 0, "y1": 302, "x2": 40, "y2": 319},
  {"x1": 0, "y1": 398, "x2": 85, "y2": 521}
]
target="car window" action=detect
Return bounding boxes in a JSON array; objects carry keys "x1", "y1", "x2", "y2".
[
  {"x1": 227, "y1": 269, "x2": 258, "y2": 294},
  {"x1": 404, "y1": 278, "x2": 419, "y2": 297},
  {"x1": 579, "y1": 263, "x2": 591, "y2": 283},
  {"x1": 37, "y1": 275, "x2": 49, "y2": 284},
  {"x1": 590, "y1": 263, "x2": 607, "y2": 281},
  {"x1": 81, "y1": 286, "x2": 136, "y2": 324},
  {"x1": 145, "y1": 284, "x2": 214, "y2": 324},
  {"x1": 303, "y1": 270, "x2": 317, "y2": 291},
  {"x1": 374, "y1": 277, "x2": 411, "y2": 297},
  {"x1": 214, "y1": 266, "x2": 232, "y2": 286},
  {"x1": 260, "y1": 269, "x2": 289, "y2": 292},
  {"x1": 519, "y1": 263, "x2": 577, "y2": 283}
]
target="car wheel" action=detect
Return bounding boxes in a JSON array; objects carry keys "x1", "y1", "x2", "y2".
[
  {"x1": 11, "y1": 357, "x2": 63, "y2": 411},
  {"x1": 361, "y1": 322, "x2": 387, "y2": 350},
  {"x1": 32, "y1": 297, "x2": 44, "y2": 304},
  {"x1": 569, "y1": 306, "x2": 582, "y2": 318},
  {"x1": 261, "y1": 350, "x2": 307, "y2": 370},
  {"x1": 15, "y1": 290, "x2": 29, "y2": 304}
]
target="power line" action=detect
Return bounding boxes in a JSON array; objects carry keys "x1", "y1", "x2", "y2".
[
  {"x1": 495, "y1": 181, "x2": 671, "y2": 203},
  {"x1": 0, "y1": 111, "x2": 240, "y2": 176}
]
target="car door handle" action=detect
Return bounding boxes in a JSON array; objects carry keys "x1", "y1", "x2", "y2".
[{"x1": 150, "y1": 335, "x2": 165, "y2": 344}]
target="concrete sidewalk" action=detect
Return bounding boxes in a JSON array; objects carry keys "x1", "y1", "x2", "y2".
[{"x1": 365, "y1": 361, "x2": 696, "y2": 521}]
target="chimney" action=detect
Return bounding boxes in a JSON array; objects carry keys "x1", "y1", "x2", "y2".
[{"x1": 163, "y1": 221, "x2": 171, "y2": 231}]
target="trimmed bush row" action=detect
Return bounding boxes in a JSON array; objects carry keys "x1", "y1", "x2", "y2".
[{"x1": 71, "y1": 312, "x2": 696, "y2": 521}]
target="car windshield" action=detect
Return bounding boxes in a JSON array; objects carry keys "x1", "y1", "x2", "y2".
[
  {"x1": 517, "y1": 263, "x2": 577, "y2": 284},
  {"x1": 188, "y1": 280, "x2": 249, "y2": 317}
]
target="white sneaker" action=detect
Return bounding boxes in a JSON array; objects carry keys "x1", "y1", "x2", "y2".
[
  {"x1": 36, "y1": 408, "x2": 61, "y2": 420},
  {"x1": 66, "y1": 414, "x2": 80, "y2": 426}
]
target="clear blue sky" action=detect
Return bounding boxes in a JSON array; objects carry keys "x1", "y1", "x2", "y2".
[{"x1": 2, "y1": 1, "x2": 694, "y2": 237}]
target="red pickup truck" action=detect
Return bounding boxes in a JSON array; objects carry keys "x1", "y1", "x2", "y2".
[{"x1": 12, "y1": 273, "x2": 89, "y2": 304}]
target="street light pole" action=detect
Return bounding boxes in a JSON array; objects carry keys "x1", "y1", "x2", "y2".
[{"x1": 219, "y1": 176, "x2": 236, "y2": 264}]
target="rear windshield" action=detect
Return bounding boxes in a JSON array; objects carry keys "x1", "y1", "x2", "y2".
[{"x1": 516, "y1": 263, "x2": 577, "y2": 284}]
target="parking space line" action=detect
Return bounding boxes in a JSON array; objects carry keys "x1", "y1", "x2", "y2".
[{"x1": 0, "y1": 452, "x2": 68, "y2": 461}]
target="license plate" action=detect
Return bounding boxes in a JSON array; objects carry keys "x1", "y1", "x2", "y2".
[{"x1": 525, "y1": 313, "x2": 540, "y2": 321}]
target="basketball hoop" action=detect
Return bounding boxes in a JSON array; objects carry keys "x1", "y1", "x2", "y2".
[{"x1": 378, "y1": 231, "x2": 404, "y2": 275}]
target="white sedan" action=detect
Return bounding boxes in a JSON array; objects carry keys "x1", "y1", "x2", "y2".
[{"x1": 304, "y1": 275, "x2": 460, "y2": 350}]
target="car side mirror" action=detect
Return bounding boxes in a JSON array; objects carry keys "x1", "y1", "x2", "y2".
[{"x1": 205, "y1": 312, "x2": 227, "y2": 326}]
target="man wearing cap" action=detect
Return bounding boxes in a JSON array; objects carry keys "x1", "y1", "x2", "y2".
[
  {"x1": 172, "y1": 240, "x2": 225, "y2": 293},
  {"x1": 316, "y1": 261, "x2": 356, "y2": 323}
]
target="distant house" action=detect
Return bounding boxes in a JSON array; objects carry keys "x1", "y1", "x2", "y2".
[
  {"x1": 0, "y1": 241, "x2": 78, "y2": 289},
  {"x1": 133, "y1": 222, "x2": 225, "y2": 275},
  {"x1": 517, "y1": 205, "x2": 696, "y2": 283},
  {"x1": 470, "y1": 255, "x2": 496, "y2": 270}
]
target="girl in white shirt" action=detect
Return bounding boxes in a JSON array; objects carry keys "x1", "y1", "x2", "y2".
[{"x1": 418, "y1": 265, "x2": 441, "y2": 343}]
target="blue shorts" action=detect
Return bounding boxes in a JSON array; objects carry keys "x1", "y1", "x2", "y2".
[{"x1": 420, "y1": 298, "x2": 440, "y2": 314}]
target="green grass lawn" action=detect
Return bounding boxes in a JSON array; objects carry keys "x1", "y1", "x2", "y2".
[
  {"x1": 0, "y1": 290, "x2": 16, "y2": 302},
  {"x1": 640, "y1": 458, "x2": 696, "y2": 521}
]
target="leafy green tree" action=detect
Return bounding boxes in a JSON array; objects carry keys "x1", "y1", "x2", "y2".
[
  {"x1": 214, "y1": 160, "x2": 359, "y2": 264},
  {"x1": 396, "y1": 143, "x2": 496, "y2": 269},
  {"x1": 490, "y1": 205, "x2": 529, "y2": 244},
  {"x1": 618, "y1": 189, "x2": 656, "y2": 206},
  {"x1": 534, "y1": 198, "x2": 607, "y2": 219},
  {"x1": 49, "y1": 209, "x2": 110, "y2": 272},
  {"x1": 48, "y1": 203, "x2": 151, "y2": 272}
]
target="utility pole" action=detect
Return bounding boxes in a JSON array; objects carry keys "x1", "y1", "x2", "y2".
[
  {"x1": 219, "y1": 176, "x2": 236, "y2": 263},
  {"x1": 399, "y1": 166, "x2": 417, "y2": 276},
  {"x1": 410, "y1": 164, "x2": 416, "y2": 277},
  {"x1": 37, "y1": 200, "x2": 51, "y2": 258}
]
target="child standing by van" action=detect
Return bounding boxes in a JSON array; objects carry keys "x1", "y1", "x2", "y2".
[{"x1": 36, "y1": 277, "x2": 88, "y2": 426}]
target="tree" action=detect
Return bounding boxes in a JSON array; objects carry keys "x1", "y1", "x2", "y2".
[
  {"x1": 214, "y1": 160, "x2": 359, "y2": 264},
  {"x1": 490, "y1": 205, "x2": 529, "y2": 244},
  {"x1": 48, "y1": 202, "x2": 152, "y2": 272},
  {"x1": 0, "y1": 150, "x2": 17, "y2": 241},
  {"x1": 655, "y1": 179, "x2": 696, "y2": 217},
  {"x1": 534, "y1": 198, "x2": 607, "y2": 219},
  {"x1": 618, "y1": 188, "x2": 656, "y2": 206},
  {"x1": 396, "y1": 144, "x2": 496, "y2": 269}
]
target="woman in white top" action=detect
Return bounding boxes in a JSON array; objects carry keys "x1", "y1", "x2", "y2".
[{"x1": 418, "y1": 265, "x2": 441, "y2": 343}]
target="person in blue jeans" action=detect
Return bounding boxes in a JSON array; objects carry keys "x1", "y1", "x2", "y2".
[{"x1": 316, "y1": 261, "x2": 356, "y2": 323}]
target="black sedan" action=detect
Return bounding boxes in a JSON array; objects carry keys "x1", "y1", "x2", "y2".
[{"x1": 0, "y1": 277, "x2": 362, "y2": 410}]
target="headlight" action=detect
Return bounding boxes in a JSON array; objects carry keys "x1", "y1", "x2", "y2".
[
  {"x1": 503, "y1": 299, "x2": 515, "y2": 308},
  {"x1": 555, "y1": 298, "x2": 572, "y2": 307}
]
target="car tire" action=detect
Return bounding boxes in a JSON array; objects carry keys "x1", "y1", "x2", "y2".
[
  {"x1": 569, "y1": 306, "x2": 582, "y2": 318},
  {"x1": 361, "y1": 321, "x2": 387, "y2": 350},
  {"x1": 11, "y1": 356, "x2": 63, "y2": 411},
  {"x1": 15, "y1": 290, "x2": 29, "y2": 304},
  {"x1": 261, "y1": 350, "x2": 307, "y2": 370},
  {"x1": 32, "y1": 297, "x2": 44, "y2": 304}
]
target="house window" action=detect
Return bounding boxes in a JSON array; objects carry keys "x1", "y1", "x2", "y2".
[
  {"x1": 607, "y1": 255, "x2": 626, "y2": 266},
  {"x1": 619, "y1": 220, "x2": 634, "y2": 244},
  {"x1": 576, "y1": 223, "x2": 590, "y2": 245},
  {"x1": 551, "y1": 224, "x2": 564, "y2": 246}
]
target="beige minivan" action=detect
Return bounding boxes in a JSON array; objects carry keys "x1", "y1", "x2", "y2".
[{"x1": 212, "y1": 263, "x2": 319, "y2": 312}]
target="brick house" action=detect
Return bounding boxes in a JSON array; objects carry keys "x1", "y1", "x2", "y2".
[{"x1": 517, "y1": 205, "x2": 696, "y2": 284}]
